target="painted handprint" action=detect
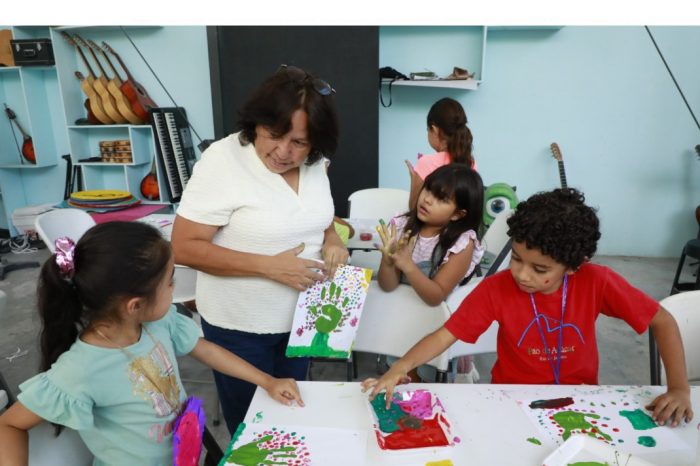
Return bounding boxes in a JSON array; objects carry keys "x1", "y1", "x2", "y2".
[{"x1": 226, "y1": 428, "x2": 310, "y2": 466}]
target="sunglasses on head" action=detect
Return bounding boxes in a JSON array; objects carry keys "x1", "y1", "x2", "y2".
[{"x1": 277, "y1": 64, "x2": 336, "y2": 96}]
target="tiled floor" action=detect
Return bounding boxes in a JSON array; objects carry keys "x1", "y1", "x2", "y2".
[{"x1": 0, "y1": 247, "x2": 696, "y2": 456}]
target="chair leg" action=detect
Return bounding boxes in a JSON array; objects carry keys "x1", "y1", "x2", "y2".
[
  {"x1": 352, "y1": 351, "x2": 359, "y2": 379},
  {"x1": 436, "y1": 370, "x2": 448, "y2": 383},
  {"x1": 202, "y1": 425, "x2": 223, "y2": 466},
  {"x1": 648, "y1": 329, "x2": 661, "y2": 386}
]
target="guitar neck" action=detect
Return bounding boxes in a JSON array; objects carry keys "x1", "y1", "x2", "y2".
[
  {"x1": 100, "y1": 49, "x2": 123, "y2": 83},
  {"x1": 111, "y1": 50, "x2": 136, "y2": 82},
  {"x1": 557, "y1": 160, "x2": 568, "y2": 189},
  {"x1": 10, "y1": 118, "x2": 30, "y2": 140}
]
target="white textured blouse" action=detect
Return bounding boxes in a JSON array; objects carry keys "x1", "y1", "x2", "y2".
[{"x1": 176, "y1": 133, "x2": 334, "y2": 333}]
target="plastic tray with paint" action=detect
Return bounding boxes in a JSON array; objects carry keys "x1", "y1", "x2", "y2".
[
  {"x1": 542, "y1": 435, "x2": 658, "y2": 466},
  {"x1": 366, "y1": 389, "x2": 458, "y2": 452}
]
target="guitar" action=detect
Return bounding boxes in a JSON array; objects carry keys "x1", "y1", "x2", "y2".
[
  {"x1": 71, "y1": 34, "x2": 127, "y2": 124},
  {"x1": 4, "y1": 104, "x2": 36, "y2": 164},
  {"x1": 85, "y1": 39, "x2": 143, "y2": 125},
  {"x1": 60, "y1": 32, "x2": 114, "y2": 125},
  {"x1": 140, "y1": 159, "x2": 160, "y2": 200},
  {"x1": 74, "y1": 71, "x2": 113, "y2": 125},
  {"x1": 550, "y1": 142, "x2": 568, "y2": 189},
  {"x1": 102, "y1": 41, "x2": 157, "y2": 122}
]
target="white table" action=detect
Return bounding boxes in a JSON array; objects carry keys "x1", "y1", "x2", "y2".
[
  {"x1": 345, "y1": 218, "x2": 380, "y2": 251},
  {"x1": 242, "y1": 381, "x2": 700, "y2": 466},
  {"x1": 137, "y1": 213, "x2": 174, "y2": 240}
]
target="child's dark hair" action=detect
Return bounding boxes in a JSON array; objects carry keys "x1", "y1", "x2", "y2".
[
  {"x1": 403, "y1": 165, "x2": 484, "y2": 276},
  {"x1": 427, "y1": 97, "x2": 474, "y2": 167},
  {"x1": 236, "y1": 66, "x2": 339, "y2": 164},
  {"x1": 38, "y1": 221, "x2": 171, "y2": 371},
  {"x1": 507, "y1": 188, "x2": 601, "y2": 269}
]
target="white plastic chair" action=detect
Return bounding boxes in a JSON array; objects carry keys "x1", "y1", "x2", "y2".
[
  {"x1": 347, "y1": 188, "x2": 410, "y2": 274},
  {"x1": 34, "y1": 209, "x2": 96, "y2": 253},
  {"x1": 354, "y1": 281, "x2": 451, "y2": 381},
  {"x1": 478, "y1": 208, "x2": 514, "y2": 275},
  {"x1": 658, "y1": 290, "x2": 700, "y2": 385},
  {"x1": 28, "y1": 422, "x2": 93, "y2": 466}
]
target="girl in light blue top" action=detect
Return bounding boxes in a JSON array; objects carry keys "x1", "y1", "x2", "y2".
[{"x1": 0, "y1": 221, "x2": 304, "y2": 466}]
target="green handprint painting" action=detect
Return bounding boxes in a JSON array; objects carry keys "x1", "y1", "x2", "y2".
[
  {"x1": 286, "y1": 265, "x2": 372, "y2": 359},
  {"x1": 222, "y1": 424, "x2": 310, "y2": 466}
]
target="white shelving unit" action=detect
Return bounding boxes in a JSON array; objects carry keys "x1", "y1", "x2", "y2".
[{"x1": 384, "y1": 78, "x2": 479, "y2": 90}]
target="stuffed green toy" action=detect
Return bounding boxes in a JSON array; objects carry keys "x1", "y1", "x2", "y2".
[{"x1": 483, "y1": 183, "x2": 518, "y2": 226}]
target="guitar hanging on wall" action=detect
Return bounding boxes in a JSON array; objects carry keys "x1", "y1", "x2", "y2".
[
  {"x1": 550, "y1": 142, "x2": 568, "y2": 188},
  {"x1": 4, "y1": 104, "x2": 36, "y2": 164}
]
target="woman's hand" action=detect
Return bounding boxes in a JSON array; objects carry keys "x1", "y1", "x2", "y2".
[
  {"x1": 322, "y1": 243, "x2": 349, "y2": 281},
  {"x1": 645, "y1": 387, "x2": 693, "y2": 427},
  {"x1": 269, "y1": 243, "x2": 326, "y2": 291},
  {"x1": 361, "y1": 365, "x2": 413, "y2": 409},
  {"x1": 263, "y1": 377, "x2": 305, "y2": 407}
]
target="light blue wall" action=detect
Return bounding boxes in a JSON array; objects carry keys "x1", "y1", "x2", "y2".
[{"x1": 379, "y1": 26, "x2": 700, "y2": 257}]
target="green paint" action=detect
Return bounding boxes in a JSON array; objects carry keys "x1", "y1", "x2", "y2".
[
  {"x1": 637, "y1": 436, "x2": 656, "y2": 447},
  {"x1": 253, "y1": 411, "x2": 263, "y2": 423},
  {"x1": 552, "y1": 411, "x2": 612, "y2": 442},
  {"x1": 619, "y1": 409, "x2": 657, "y2": 430},
  {"x1": 226, "y1": 434, "x2": 297, "y2": 465},
  {"x1": 567, "y1": 462, "x2": 610, "y2": 466},
  {"x1": 286, "y1": 331, "x2": 349, "y2": 358},
  {"x1": 526, "y1": 437, "x2": 541, "y2": 445},
  {"x1": 370, "y1": 393, "x2": 405, "y2": 433}
]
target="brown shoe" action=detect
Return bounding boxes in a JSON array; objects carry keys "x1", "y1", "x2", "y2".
[{"x1": 445, "y1": 66, "x2": 475, "y2": 80}]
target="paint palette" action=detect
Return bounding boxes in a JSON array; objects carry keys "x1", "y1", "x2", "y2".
[
  {"x1": 366, "y1": 389, "x2": 457, "y2": 452},
  {"x1": 543, "y1": 435, "x2": 658, "y2": 466}
]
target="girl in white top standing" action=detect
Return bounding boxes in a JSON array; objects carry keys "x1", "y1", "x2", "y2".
[{"x1": 377, "y1": 164, "x2": 484, "y2": 382}]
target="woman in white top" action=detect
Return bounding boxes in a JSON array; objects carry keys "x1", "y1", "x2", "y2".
[{"x1": 171, "y1": 65, "x2": 348, "y2": 434}]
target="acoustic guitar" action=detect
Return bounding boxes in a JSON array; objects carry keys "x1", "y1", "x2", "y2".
[
  {"x1": 72, "y1": 34, "x2": 127, "y2": 124},
  {"x1": 140, "y1": 159, "x2": 159, "y2": 200},
  {"x1": 550, "y1": 142, "x2": 568, "y2": 189},
  {"x1": 60, "y1": 32, "x2": 114, "y2": 125},
  {"x1": 3, "y1": 104, "x2": 35, "y2": 164},
  {"x1": 85, "y1": 39, "x2": 143, "y2": 125},
  {"x1": 74, "y1": 71, "x2": 113, "y2": 125},
  {"x1": 102, "y1": 41, "x2": 157, "y2": 122}
]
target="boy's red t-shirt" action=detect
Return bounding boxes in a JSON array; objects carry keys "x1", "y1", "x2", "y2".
[{"x1": 444, "y1": 263, "x2": 659, "y2": 385}]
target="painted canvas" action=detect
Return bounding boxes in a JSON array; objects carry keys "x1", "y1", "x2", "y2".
[
  {"x1": 219, "y1": 423, "x2": 366, "y2": 466},
  {"x1": 366, "y1": 389, "x2": 458, "y2": 451},
  {"x1": 286, "y1": 264, "x2": 372, "y2": 358},
  {"x1": 518, "y1": 389, "x2": 687, "y2": 455}
]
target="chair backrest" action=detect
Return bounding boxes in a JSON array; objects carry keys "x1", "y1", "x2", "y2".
[
  {"x1": 347, "y1": 188, "x2": 409, "y2": 220},
  {"x1": 34, "y1": 209, "x2": 96, "y2": 253},
  {"x1": 354, "y1": 282, "x2": 450, "y2": 372},
  {"x1": 173, "y1": 265, "x2": 197, "y2": 304},
  {"x1": 28, "y1": 422, "x2": 93, "y2": 465},
  {"x1": 659, "y1": 290, "x2": 700, "y2": 384}
]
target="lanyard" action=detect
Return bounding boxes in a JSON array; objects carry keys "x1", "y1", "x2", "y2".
[{"x1": 529, "y1": 274, "x2": 568, "y2": 385}]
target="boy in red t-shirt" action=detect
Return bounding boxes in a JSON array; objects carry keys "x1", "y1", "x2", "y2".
[{"x1": 362, "y1": 188, "x2": 693, "y2": 427}]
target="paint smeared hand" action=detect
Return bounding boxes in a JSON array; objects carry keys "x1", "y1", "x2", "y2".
[
  {"x1": 361, "y1": 364, "x2": 413, "y2": 410},
  {"x1": 645, "y1": 387, "x2": 693, "y2": 427}
]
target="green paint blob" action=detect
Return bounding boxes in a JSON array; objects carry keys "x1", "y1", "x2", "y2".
[
  {"x1": 637, "y1": 436, "x2": 656, "y2": 447},
  {"x1": 619, "y1": 409, "x2": 657, "y2": 430},
  {"x1": 369, "y1": 393, "x2": 406, "y2": 433},
  {"x1": 552, "y1": 411, "x2": 612, "y2": 442},
  {"x1": 526, "y1": 437, "x2": 541, "y2": 445}
]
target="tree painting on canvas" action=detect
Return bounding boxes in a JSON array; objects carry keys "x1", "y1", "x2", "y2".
[{"x1": 286, "y1": 264, "x2": 372, "y2": 358}]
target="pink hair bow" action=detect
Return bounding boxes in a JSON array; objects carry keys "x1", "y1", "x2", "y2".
[{"x1": 55, "y1": 237, "x2": 76, "y2": 279}]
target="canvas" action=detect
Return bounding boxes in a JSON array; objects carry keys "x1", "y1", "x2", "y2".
[{"x1": 286, "y1": 264, "x2": 372, "y2": 358}]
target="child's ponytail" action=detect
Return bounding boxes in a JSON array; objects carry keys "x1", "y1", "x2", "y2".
[
  {"x1": 38, "y1": 255, "x2": 84, "y2": 371},
  {"x1": 427, "y1": 97, "x2": 474, "y2": 167}
]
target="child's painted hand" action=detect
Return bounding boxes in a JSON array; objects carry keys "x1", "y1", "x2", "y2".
[
  {"x1": 390, "y1": 234, "x2": 418, "y2": 272},
  {"x1": 361, "y1": 365, "x2": 413, "y2": 410},
  {"x1": 264, "y1": 377, "x2": 305, "y2": 408},
  {"x1": 645, "y1": 387, "x2": 693, "y2": 427},
  {"x1": 376, "y1": 219, "x2": 411, "y2": 265}
]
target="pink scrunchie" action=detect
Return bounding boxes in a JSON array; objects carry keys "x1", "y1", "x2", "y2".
[{"x1": 55, "y1": 237, "x2": 76, "y2": 279}]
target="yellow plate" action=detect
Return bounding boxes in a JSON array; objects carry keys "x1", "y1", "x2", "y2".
[{"x1": 70, "y1": 190, "x2": 132, "y2": 201}]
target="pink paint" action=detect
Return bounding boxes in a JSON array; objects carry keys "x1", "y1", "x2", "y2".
[{"x1": 395, "y1": 389, "x2": 434, "y2": 419}]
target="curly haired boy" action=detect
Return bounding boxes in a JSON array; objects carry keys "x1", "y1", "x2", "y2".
[{"x1": 363, "y1": 188, "x2": 693, "y2": 427}]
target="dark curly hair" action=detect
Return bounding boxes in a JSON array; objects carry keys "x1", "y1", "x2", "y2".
[{"x1": 507, "y1": 188, "x2": 600, "y2": 269}]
